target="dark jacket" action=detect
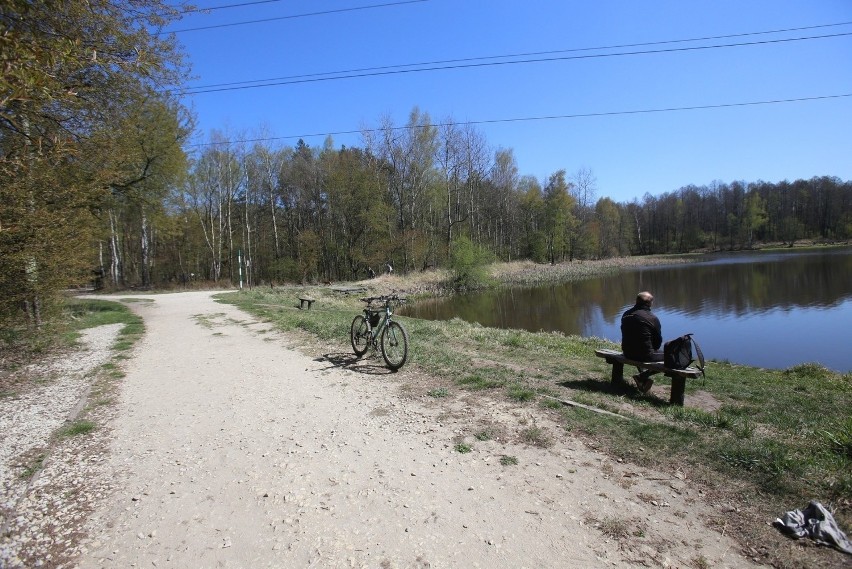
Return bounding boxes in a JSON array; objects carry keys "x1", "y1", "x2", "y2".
[{"x1": 620, "y1": 302, "x2": 662, "y2": 361}]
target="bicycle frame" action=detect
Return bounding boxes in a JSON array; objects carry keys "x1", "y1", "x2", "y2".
[
  {"x1": 351, "y1": 294, "x2": 410, "y2": 370},
  {"x1": 364, "y1": 301, "x2": 394, "y2": 343}
]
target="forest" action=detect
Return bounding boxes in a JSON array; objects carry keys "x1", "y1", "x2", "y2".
[
  {"x1": 158, "y1": 125, "x2": 850, "y2": 290},
  {"x1": 2, "y1": 1, "x2": 851, "y2": 329}
]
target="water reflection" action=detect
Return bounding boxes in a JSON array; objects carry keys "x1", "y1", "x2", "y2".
[{"x1": 402, "y1": 248, "x2": 852, "y2": 371}]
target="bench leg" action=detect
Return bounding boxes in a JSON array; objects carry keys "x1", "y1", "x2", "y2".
[
  {"x1": 670, "y1": 376, "x2": 686, "y2": 406},
  {"x1": 610, "y1": 361, "x2": 624, "y2": 384}
]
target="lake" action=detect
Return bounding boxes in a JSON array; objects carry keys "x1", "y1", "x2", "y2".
[{"x1": 401, "y1": 247, "x2": 852, "y2": 372}]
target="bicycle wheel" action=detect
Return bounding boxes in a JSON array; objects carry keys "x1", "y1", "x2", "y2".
[
  {"x1": 380, "y1": 320, "x2": 409, "y2": 370},
  {"x1": 350, "y1": 315, "x2": 370, "y2": 357}
]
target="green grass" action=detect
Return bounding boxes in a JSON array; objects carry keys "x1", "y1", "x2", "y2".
[
  {"x1": 60, "y1": 420, "x2": 96, "y2": 437},
  {"x1": 457, "y1": 373, "x2": 505, "y2": 390},
  {"x1": 65, "y1": 299, "x2": 145, "y2": 351},
  {"x1": 3, "y1": 297, "x2": 143, "y2": 361},
  {"x1": 499, "y1": 455, "x2": 519, "y2": 466},
  {"x1": 2, "y1": 298, "x2": 143, "y2": 387},
  {"x1": 427, "y1": 387, "x2": 449, "y2": 398},
  {"x1": 474, "y1": 430, "x2": 492, "y2": 441},
  {"x1": 218, "y1": 286, "x2": 852, "y2": 545},
  {"x1": 519, "y1": 425, "x2": 552, "y2": 448},
  {"x1": 455, "y1": 443, "x2": 472, "y2": 454},
  {"x1": 20, "y1": 453, "x2": 46, "y2": 479},
  {"x1": 822, "y1": 417, "x2": 852, "y2": 459},
  {"x1": 507, "y1": 383, "x2": 536, "y2": 402}
]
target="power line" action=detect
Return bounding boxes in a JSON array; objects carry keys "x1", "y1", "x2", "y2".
[
  {"x1": 189, "y1": 21, "x2": 852, "y2": 90},
  {"x1": 184, "y1": 31, "x2": 852, "y2": 94},
  {"x1": 149, "y1": 0, "x2": 286, "y2": 19},
  {"x1": 185, "y1": 92, "x2": 852, "y2": 148},
  {"x1": 183, "y1": 0, "x2": 286, "y2": 14},
  {"x1": 164, "y1": 0, "x2": 429, "y2": 34}
]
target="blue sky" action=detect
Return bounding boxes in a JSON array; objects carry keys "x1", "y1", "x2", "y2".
[{"x1": 169, "y1": 0, "x2": 852, "y2": 203}]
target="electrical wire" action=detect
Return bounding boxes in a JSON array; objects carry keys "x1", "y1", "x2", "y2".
[
  {"x1": 181, "y1": 0, "x2": 287, "y2": 14},
  {"x1": 164, "y1": 0, "x2": 429, "y2": 34},
  {"x1": 183, "y1": 31, "x2": 852, "y2": 94},
  {"x1": 188, "y1": 20, "x2": 852, "y2": 90},
  {"x1": 184, "y1": 92, "x2": 852, "y2": 148}
]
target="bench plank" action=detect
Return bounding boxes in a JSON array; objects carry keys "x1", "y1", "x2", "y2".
[
  {"x1": 594, "y1": 349, "x2": 702, "y2": 406},
  {"x1": 331, "y1": 286, "x2": 367, "y2": 295}
]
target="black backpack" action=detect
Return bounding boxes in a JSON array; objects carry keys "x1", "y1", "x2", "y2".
[{"x1": 664, "y1": 333, "x2": 706, "y2": 376}]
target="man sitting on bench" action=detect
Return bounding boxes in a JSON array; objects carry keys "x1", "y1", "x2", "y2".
[{"x1": 621, "y1": 291, "x2": 664, "y2": 393}]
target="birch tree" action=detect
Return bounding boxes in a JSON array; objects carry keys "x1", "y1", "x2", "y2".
[{"x1": 0, "y1": 0, "x2": 189, "y2": 326}]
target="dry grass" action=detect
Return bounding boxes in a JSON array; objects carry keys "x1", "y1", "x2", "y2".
[{"x1": 489, "y1": 256, "x2": 694, "y2": 286}]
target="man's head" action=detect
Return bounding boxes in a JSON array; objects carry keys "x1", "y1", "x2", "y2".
[{"x1": 636, "y1": 291, "x2": 654, "y2": 307}]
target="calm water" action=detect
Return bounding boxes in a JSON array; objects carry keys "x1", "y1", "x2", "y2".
[{"x1": 402, "y1": 248, "x2": 852, "y2": 372}]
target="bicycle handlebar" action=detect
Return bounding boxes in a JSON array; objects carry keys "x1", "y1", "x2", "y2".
[{"x1": 360, "y1": 294, "x2": 407, "y2": 305}]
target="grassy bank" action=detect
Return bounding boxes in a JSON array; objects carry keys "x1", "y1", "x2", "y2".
[
  {"x1": 0, "y1": 299, "x2": 143, "y2": 381},
  {"x1": 64, "y1": 298, "x2": 145, "y2": 349},
  {"x1": 329, "y1": 254, "x2": 697, "y2": 298},
  {"x1": 220, "y1": 259, "x2": 851, "y2": 568}
]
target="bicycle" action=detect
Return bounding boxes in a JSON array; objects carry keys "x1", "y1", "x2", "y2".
[{"x1": 350, "y1": 294, "x2": 410, "y2": 370}]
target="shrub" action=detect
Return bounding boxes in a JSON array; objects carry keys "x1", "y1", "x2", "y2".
[{"x1": 447, "y1": 236, "x2": 494, "y2": 291}]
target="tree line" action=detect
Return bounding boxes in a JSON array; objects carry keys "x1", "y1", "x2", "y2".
[
  {"x1": 2, "y1": 1, "x2": 850, "y2": 331},
  {"x1": 112, "y1": 114, "x2": 851, "y2": 289}
]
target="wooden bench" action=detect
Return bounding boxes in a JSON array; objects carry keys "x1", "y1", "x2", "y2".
[
  {"x1": 331, "y1": 286, "x2": 367, "y2": 295},
  {"x1": 594, "y1": 349, "x2": 703, "y2": 406},
  {"x1": 298, "y1": 297, "x2": 316, "y2": 310}
]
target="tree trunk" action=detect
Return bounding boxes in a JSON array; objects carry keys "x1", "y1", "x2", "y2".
[
  {"x1": 633, "y1": 210, "x2": 643, "y2": 254},
  {"x1": 109, "y1": 209, "x2": 122, "y2": 286},
  {"x1": 141, "y1": 208, "x2": 151, "y2": 287}
]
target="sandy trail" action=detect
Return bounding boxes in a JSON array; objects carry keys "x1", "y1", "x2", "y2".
[{"x1": 77, "y1": 291, "x2": 757, "y2": 568}]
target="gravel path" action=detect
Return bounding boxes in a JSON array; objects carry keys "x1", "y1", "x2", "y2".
[
  {"x1": 1, "y1": 323, "x2": 123, "y2": 568},
  {"x1": 4, "y1": 291, "x2": 761, "y2": 567}
]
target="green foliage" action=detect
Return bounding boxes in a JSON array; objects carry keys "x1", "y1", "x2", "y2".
[
  {"x1": 266, "y1": 258, "x2": 302, "y2": 283},
  {"x1": 499, "y1": 455, "x2": 519, "y2": 466},
  {"x1": 455, "y1": 443, "x2": 472, "y2": 454},
  {"x1": 447, "y1": 236, "x2": 494, "y2": 290},
  {"x1": 0, "y1": 0, "x2": 190, "y2": 325},
  {"x1": 543, "y1": 170, "x2": 578, "y2": 263}
]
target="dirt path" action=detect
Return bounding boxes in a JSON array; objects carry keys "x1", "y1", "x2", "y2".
[{"x1": 76, "y1": 291, "x2": 758, "y2": 568}]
